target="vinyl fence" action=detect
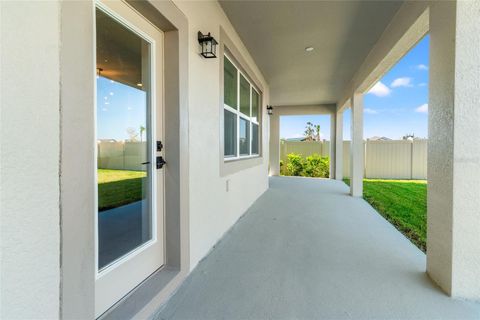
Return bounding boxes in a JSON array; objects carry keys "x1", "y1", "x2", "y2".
[
  {"x1": 281, "y1": 139, "x2": 427, "y2": 180},
  {"x1": 97, "y1": 141, "x2": 147, "y2": 171}
]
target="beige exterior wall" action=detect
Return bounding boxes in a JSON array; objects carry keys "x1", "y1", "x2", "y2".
[
  {"x1": 1, "y1": 2, "x2": 61, "y2": 318},
  {"x1": 171, "y1": 0, "x2": 270, "y2": 270},
  {"x1": 1, "y1": 0, "x2": 270, "y2": 317}
]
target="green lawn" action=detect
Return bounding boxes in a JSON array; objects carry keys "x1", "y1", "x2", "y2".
[
  {"x1": 98, "y1": 169, "x2": 146, "y2": 211},
  {"x1": 344, "y1": 178, "x2": 427, "y2": 252}
]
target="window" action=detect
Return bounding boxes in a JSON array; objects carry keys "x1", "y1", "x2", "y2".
[{"x1": 223, "y1": 54, "x2": 261, "y2": 159}]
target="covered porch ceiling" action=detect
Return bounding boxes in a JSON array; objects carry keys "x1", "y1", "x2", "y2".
[{"x1": 219, "y1": 0, "x2": 404, "y2": 106}]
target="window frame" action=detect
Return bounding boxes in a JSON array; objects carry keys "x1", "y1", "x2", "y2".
[{"x1": 223, "y1": 53, "x2": 261, "y2": 161}]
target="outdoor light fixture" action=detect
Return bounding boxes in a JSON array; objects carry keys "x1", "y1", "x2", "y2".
[
  {"x1": 267, "y1": 105, "x2": 273, "y2": 115},
  {"x1": 198, "y1": 31, "x2": 218, "y2": 58}
]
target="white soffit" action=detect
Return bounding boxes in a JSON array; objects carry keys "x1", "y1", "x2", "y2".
[{"x1": 219, "y1": 0, "x2": 404, "y2": 106}]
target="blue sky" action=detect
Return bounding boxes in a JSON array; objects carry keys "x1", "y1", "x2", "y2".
[
  {"x1": 281, "y1": 35, "x2": 430, "y2": 140},
  {"x1": 97, "y1": 77, "x2": 147, "y2": 141}
]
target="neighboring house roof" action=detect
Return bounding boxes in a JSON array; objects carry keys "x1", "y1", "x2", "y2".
[
  {"x1": 404, "y1": 136, "x2": 426, "y2": 141},
  {"x1": 97, "y1": 139, "x2": 118, "y2": 143},
  {"x1": 368, "y1": 136, "x2": 392, "y2": 141},
  {"x1": 284, "y1": 137, "x2": 306, "y2": 142}
]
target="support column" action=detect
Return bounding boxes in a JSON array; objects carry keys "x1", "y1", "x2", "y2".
[
  {"x1": 427, "y1": 0, "x2": 480, "y2": 300},
  {"x1": 329, "y1": 111, "x2": 336, "y2": 179},
  {"x1": 269, "y1": 113, "x2": 280, "y2": 176},
  {"x1": 350, "y1": 93, "x2": 364, "y2": 197},
  {"x1": 334, "y1": 109, "x2": 343, "y2": 181}
]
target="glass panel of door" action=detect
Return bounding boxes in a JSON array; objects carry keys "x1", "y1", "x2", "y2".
[{"x1": 96, "y1": 8, "x2": 153, "y2": 270}]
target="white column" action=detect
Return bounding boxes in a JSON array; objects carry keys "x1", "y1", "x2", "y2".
[
  {"x1": 329, "y1": 111, "x2": 336, "y2": 179},
  {"x1": 350, "y1": 93, "x2": 364, "y2": 197},
  {"x1": 269, "y1": 113, "x2": 280, "y2": 175},
  {"x1": 427, "y1": 0, "x2": 480, "y2": 300},
  {"x1": 334, "y1": 109, "x2": 343, "y2": 181}
]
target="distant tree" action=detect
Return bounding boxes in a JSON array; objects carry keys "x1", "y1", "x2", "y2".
[
  {"x1": 314, "y1": 124, "x2": 321, "y2": 141},
  {"x1": 403, "y1": 133, "x2": 415, "y2": 140},
  {"x1": 126, "y1": 127, "x2": 139, "y2": 142},
  {"x1": 304, "y1": 122, "x2": 321, "y2": 141},
  {"x1": 140, "y1": 125, "x2": 146, "y2": 142},
  {"x1": 304, "y1": 122, "x2": 314, "y2": 141}
]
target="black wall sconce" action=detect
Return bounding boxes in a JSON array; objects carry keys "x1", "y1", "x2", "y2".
[
  {"x1": 267, "y1": 105, "x2": 274, "y2": 115},
  {"x1": 198, "y1": 31, "x2": 218, "y2": 58}
]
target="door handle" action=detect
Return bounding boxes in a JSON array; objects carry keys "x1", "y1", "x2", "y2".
[
  {"x1": 156, "y1": 156, "x2": 166, "y2": 169},
  {"x1": 141, "y1": 161, "x2": 150, "y2": 165}
]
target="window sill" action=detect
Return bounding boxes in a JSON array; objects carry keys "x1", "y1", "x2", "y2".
[
  {"x1": 224, "y1": 154, "x2": 260, "y2": 162},
  {"x1": 220, "y1": 155, "x2": 263, "y2": 177}
]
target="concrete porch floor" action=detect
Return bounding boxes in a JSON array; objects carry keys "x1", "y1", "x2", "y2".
[{"x1": 154, "y1": 177, "x2": 480, "y2": 319}]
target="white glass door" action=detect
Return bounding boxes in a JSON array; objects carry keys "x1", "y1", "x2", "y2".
[{"x1": 94, "y1": 1, "x2": 164, "y2": 317}]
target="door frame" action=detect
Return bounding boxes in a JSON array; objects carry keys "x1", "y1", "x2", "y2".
[
  {"x1": 93, "y1": 1, "x2": 166, "y2": 316},
  {"x1": 59, "y1": 1, "x2": 190, "y2": 318}
]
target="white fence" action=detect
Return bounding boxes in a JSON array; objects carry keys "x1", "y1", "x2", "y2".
[
  {"x1": 97, "y1": 141, "x2": 147, "y2": 171},
  {"x1": 280, "y1": 141, "x2": 331, "y2": 161},
  {"x1": 281, "y1": 139, "x2": 428, "y2": 180}
]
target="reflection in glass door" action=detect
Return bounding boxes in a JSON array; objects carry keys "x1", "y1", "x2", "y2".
[
  {"x1": 96, "y1": 7, "x2": 152, "y2": 270},
  {"x1": 95, "y1": 2, "x2": 164, "y2": 316}
]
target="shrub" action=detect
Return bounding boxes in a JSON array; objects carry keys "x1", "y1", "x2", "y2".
[
  {"x1": 281, "y1": 153, "x2": 329, "y2": 178},
  {"x1": 285, "y1": 153, "x2": 304, "y2": 176},
  {"x1": 304, "y1": 154, "x2": 329, "y2": 178}
]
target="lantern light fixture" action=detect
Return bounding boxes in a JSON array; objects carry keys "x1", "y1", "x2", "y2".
[
  {"x1": 198, "y1": 31, "x2": 218, "y2": 59},
  {"x1": 267, "y1": 105, "x2": 273, "y2": 115}
]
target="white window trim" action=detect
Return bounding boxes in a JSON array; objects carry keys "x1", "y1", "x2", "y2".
[{"x1": 223, "y1": 54, "x2": 261, "y2": 161}]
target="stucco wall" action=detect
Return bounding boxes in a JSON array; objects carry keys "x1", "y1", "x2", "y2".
[
  {"x1": 451, "y1": 0, "x2": 480, "y2": 300},
  {"x1": 172, "y1": 1, "x2": 270, "y2": 270},
  {"x1": 1, "y1": 1, "x2": 61, "y2": 318},
  {"x1": 427, "y1": 0, "x2": 456, "y2": 296},
  {"x1": 428, "y1": 0, "x2": 480, "y2": 300}
]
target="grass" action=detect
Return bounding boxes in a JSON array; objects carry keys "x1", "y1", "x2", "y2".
[
  {"x1": 344, "y1": 178, "x2": 427, "y2": 252},
  {"x1": 98, "y1": 169, "x2": 146, "y2": 211}
]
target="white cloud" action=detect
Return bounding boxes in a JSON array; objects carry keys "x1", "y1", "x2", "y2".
[
  {"x1": 368, "y1": 81, "x2": 391, "y2": 97},
  {"x1": 415, "y1": 103, "x2": 428, "y2": 113},
  {"x1": 416, "y1": 64, "x2": 429, "y2": 70},
  {"x1": 391, "y1": 77, "x2": 413, "y2": 88},
  {"x1": 418, "y1": 82, "x2": 428, "y2": 87},
  {"x1": 364, "y1": 108, "x2": 378, "y2": 114}
]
